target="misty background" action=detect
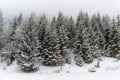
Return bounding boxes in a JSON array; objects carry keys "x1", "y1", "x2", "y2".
[{"x1": 0, "y1": 0, "x2": 120, "y2": 19}]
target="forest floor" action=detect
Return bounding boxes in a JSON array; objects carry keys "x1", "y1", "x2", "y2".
[{"x1": 0, "y1": 57, "x2": 120, "y2": 80}]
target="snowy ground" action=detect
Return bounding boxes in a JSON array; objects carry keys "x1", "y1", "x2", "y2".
[{"x1": 0, "y1": 57, "x2": 120, "y2": 80}]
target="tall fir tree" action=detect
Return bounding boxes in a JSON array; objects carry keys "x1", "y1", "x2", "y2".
[
  {"x1": 90, "y1": 13, "x2": 105, "y2": 58},
  {"x1": 5, "y1": 14, "x2": 23, "y2": 66},
  {"x1": 67, "y1": 16, "x2": 76, "y2": 48},
  {"x1": 41, "y1": 28, "x2": 65, "y2": 66},
  {"x1": 36, "y1": 14, "x2": 48, "y2": 60},
  {"x1": 74, "y1": 12, "x2": 93, "y2": 66},
  {"x1": 56, "y1": 12, "x2": 68, "y2": 58},
  {"x1": 101, "y1": 15, "x2": 111, "y2": 56},
  {"x1": 15, "y1": 13, "x2": 39, "y2": 72},
  {"x1": 107, "y1": 19, "x2": 120, "y2": 58}
]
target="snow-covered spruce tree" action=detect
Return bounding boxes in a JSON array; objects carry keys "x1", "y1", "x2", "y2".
[
  {"x1": 101, "y1": 15, "x2": 111, "y2": 56},
  {"x1": 3, "y1": 13, "x2": 23, "y2": 66},
  {"x1": 41, "y1": 28, "x2": 65, "y2": 66},
  {"x1": 67, "y1": 16, "x2": 76, "y2": 48},
  {"x1": 40, "y1": 15, "x2": 66, "y2": 66},
  {"x1": 74, "y1": 11, "x2": 85, "y2": 66},
  {"x1": 0, "y1": 9, "x2": 14, "y2": 65},
  {"x1": 35, "y1": 14, "x2": 48, "y2": 60},
  {"x1": 74, "y1": 12, "x2": 93, "y2": 66},
  {"x1": 15, "y1": 13, "x2": 39, "y2": 72},
  {"x1": 107, "y1": 19, "x2": 120, "y2": 58},
  {"x1": 55, "y1": 12, "x2": 69, "y2": 63},
  {"x1": 56, "y1": 12, "x2": 68, "y2": 49},
  {"x1": 90, "y1": 13, "x2": 105, "y2": 58}
]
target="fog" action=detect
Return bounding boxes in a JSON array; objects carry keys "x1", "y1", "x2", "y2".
[{"x1": 0, "y1": 0, "x2": 120, "y2": 18}]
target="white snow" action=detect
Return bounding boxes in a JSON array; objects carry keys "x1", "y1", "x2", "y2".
[{"x1": 0, "y1": 57, "x2": 120, "y2": 80}]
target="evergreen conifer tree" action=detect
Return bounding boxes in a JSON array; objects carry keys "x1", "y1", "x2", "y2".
[{"x1": 15, "y1": 14, "x2": 39, "y2": 72}]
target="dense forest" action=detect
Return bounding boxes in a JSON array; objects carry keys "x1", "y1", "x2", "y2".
[{"x1": 0, "y1": 9, "x2": 120, "y2": 72}]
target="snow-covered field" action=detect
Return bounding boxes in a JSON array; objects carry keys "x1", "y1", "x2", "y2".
[{"x1": 0, "y1": 57, "x2": 120, "y2": 80}]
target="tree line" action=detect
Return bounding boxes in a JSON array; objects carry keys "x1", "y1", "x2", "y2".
[{"x1": 0, "y1": 9, "x2": 120, "y2": 72}]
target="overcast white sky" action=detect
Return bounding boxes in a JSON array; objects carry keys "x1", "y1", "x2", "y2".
[{"x1": 0, "y1": 0, "x2": 120, "y2": 18}]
